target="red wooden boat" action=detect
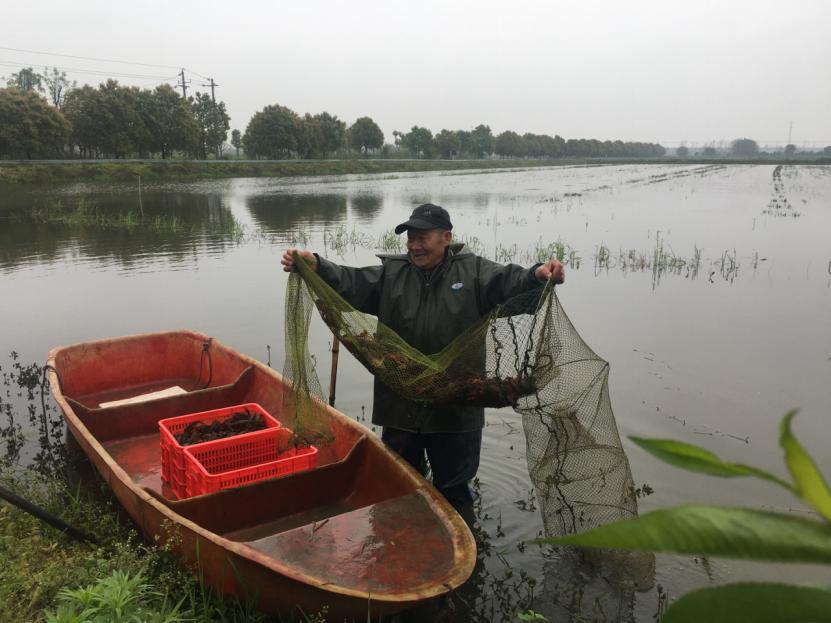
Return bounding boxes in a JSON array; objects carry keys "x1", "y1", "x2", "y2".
[{"x1": 47, "y1": 330, "x2": 476, "y2": 619}]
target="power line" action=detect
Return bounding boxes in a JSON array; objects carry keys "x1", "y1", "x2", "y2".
[
  {"x1": 0, "y1": 59, "x2": 177, "y2": 81},
  {"x1": 187, "y1": 68, "x2": 212, "y2": 81},
  {"x1": 0, "y1": 46, "x2": 210, "y2": 86},
  {"x1": 0, "y1": 45, "x2": 181, "y2": 70}
]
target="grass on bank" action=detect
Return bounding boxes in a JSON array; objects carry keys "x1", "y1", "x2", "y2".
[
  {"x1": 0, "y1": 159, "x2": 571, "y2": 185},
  {"x1": 0, "y1": 471, "x2": 323, "y2": 623},
  {"x1": 2, "y1": 156, "x2": 829, "y2": 185}
]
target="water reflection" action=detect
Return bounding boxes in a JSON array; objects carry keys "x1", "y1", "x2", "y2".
[
  {"x1": 349, "y1": 192, "x2": 383, "y2": 220},
  {"x1": 0, "y1": 189, "x2": 242, "y2": 271},
  {"x1": 245, "y1": 193, "x2": 348, "y2": 232},
  {"x1": 0, "y1": 353, "x2": 66, "y2": 477},
  {"x1": 397, "y1": 483, "x2": 659, "y2": 623}
]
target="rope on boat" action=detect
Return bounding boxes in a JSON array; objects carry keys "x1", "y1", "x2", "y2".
[{"x1": 199, "y1": 338, "x2": 213, "y2": 389}]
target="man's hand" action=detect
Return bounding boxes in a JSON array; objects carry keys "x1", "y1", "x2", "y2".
[
  {"x1": 281, "y1": 248, "x2": 318, "y2": 272},
  {"x1": 535, "y1": 259, "x2": 565, "y2": 284}
]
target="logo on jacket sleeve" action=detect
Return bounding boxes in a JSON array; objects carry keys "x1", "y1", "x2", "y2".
[{"x1": 451, "y1": 282, "x2": 464, "y2": 290}]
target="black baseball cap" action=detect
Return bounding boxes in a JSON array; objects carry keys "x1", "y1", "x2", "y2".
[{"x1": 394, "y1": 203, "x2": 453, "y2": 234}]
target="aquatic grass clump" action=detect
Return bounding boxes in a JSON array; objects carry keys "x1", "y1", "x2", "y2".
[
  {"x1": 594, "y1": 243, "x2": 612, "y2": 272},
  {"x1": 494, "y1": 242, "x2": 519, "y2": 263},
  {"x1": 14, "y1": 196, "x2": 251, "y2": 241},
  {"x1": 25, "y1": 197, "x2": 190, "y2": 233},
  {"x1": 524, "y1": 239, "x2": 581, "y2": 268},
  {"x1": 595, "y1": 234, "x2": 703, "y2": 286},
  {"x1": 292, "y1": 228, "x2": 311, "y2": 245},
  {"x1": 323, "y1": 224, "x2": 374, "y2": 254},
  {"x1": 763, "y1": 165, "x2": 802, "y2": 219},
  {"x1": 716, "y1": 249, "x2": 739, "y2": 282},
  {"x1": 457, "y1": 234, "x2": 486, "y2": 256},
  {"x1": 377, "y1": 230, "x2": 403, "y2": 253}
]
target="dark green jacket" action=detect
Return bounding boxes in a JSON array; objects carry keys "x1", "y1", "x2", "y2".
[{"x1": 317, "y1": 243, "x2": 541, "y2": 432}]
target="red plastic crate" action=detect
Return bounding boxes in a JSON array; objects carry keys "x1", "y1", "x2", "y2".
[
  {"x1": 184, "y1": 427, "x2": 318, "y2": 497},
  {"x1": 159, "y1": 403, "x2": 280, "y2": 496}
]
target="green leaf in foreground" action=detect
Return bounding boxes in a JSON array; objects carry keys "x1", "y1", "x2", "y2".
[
  {"x1": 538, "y1": 504, "x2": 831, "y2": 564},
  {"x1": 629, "y1": 436, "x2": 794, "y2": 491},
  {"x1": 663, "y1": 582, "x2": 831, "y2": 623},
  {"x1": 780, "y1": 410, "x2": 831, "y2": 521}
]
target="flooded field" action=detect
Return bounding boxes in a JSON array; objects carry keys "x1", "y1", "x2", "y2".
[{"x1": 1, "y1": 163, "x2": 830, "y2": 621}]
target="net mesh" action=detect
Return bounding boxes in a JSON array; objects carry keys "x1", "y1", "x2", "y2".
[{"x1": 283, "y1": 252, "x2": 638, "y2": 536}]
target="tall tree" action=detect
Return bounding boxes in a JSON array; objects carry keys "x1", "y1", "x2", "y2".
[
  {"x1": 521, "y1": 133, "x2": 542, "y2": 158},
  {"x1": 495, "y1": 131, "x2": 522, "y2": 158},
  {"x1": 435, "y1": 129, "x2": 460, "y2": 159},
  {"x1": 231, "y1": 129, "x2": 241, "y2": 157},
  {"x1": 676, "y1": 146, "x2": 690, "y2": 157},
  {"x1": 298, "y1": 112, "x2": 346, "y2": 158},
  {"x1": 95, "y1": 80, "x2": 143, "y2": 158},
  {"x1": 297, "y1": 113, "x2": 319, "y2": 158},
  {"x1": 348, "y1": 117, "x2": 384, "y2": 154},
  {"x1": 316, "y1": 112, "x2": 346, "y2": 157},
  {"x1": 0, "y1": 88, "x2": 70, "y2": 159},
  {"x1": 142, "y1": 84, "x2": 199, "y2": 159},
  {"x1": 5, "y1": 67, "x2": 43, "y2": 92},
  {"x1": 243, "y1": 104, "x2": 302, "y2": 159},
  {"x1": 456, "y1": 130, "x2": 473, "y2": 156},
  {"x1": 539, "y1": 134, "x2": 565, "y2": 158},
  {"x1": 401, "y1": 126, "x2": 433, "y2": 158},
  {"x1": 731, "y1": 138, "x2": 759, "y2": 156},
  {"x1": 191, "y1": 92, "x2": 230, "y2": 159},
  {"x1": 470, "y1": 124, "x2": 494, "y2": 157},
  {"x1": 63, "y1": 85, "x2": 102, "y2": 158},
  {"x1": 41, "y1": 67, "x2": 76, "y2": 109}
]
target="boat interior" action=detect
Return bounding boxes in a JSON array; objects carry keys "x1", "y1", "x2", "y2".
[{"x1": 50, "y1": 333, "x2": 453, "y2": 558}]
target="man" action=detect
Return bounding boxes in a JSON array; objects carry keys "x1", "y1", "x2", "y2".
[{"x1": 281, "y1": 203, "x2": 564, "y2": 513}]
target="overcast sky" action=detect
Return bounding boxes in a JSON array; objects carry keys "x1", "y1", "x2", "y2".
[{"x1": 4, "y1": 0, "x2": 830, "y2": 147}]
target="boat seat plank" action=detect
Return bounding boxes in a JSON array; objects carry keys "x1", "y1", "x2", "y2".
[
  {"x1": 70, "y1": 366, "x2": 256, "y2": 441},
  {"x1": 140, "y1": 435, "x2": 418, "y2": 538}
]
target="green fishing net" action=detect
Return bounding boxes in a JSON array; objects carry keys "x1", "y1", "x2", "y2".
[{"x1": 283, "y1": 252, "x2": 638, "y2": 536}]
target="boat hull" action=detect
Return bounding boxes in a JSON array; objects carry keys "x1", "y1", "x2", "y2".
[{"x1": 48, "y1": 330, "x2": 476, "y2": 618}]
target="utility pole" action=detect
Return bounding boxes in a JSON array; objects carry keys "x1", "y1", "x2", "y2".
[
  {"x1": 178, "y1": 68, "x2": 190, "y2": 98},
  {"x1": 787, "y1": 120, "x2": 793, "y2": 146},
  {"x1": 202, "y1": 78, "x2": 219, "y2": 102}
]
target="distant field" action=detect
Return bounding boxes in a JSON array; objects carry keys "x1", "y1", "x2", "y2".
[{"x1": 1, "y1": 156, "x2": 828, "y2": 184}]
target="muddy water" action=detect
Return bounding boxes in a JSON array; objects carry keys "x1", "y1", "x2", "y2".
[{"x1": 1, "y1": 164, "x2": 830, "y2": 621}]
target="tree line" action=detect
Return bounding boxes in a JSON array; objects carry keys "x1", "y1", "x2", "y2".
[
  {"x1": 14, "y1": 65, "x2": 798, "y2": 162},
  {"x1": 1, "y1": 67, "x2": 229, "y2": 159},
  {"x1": 241, "y1": 110, "x2": 666, "y2": 160}
]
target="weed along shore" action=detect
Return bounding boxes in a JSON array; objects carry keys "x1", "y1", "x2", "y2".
[
  {"x1": 2, "y1": 156, "x2": 828, "y2": 184},
  {"x1": 0, "y1": 158, "x2": 570, "y2": 184}
]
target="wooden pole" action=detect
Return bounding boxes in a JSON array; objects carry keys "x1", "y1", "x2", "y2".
[
  {"x1": 138, "y1": 175, "x2": 143, "y2": 218},
  {"x1": 328, "y1": 335, "x2": 340, "y2": 407}
]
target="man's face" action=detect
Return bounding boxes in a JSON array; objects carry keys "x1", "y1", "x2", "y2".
[{"x1": 406, "y1": 228, "x2": 452, "y2": 270}]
